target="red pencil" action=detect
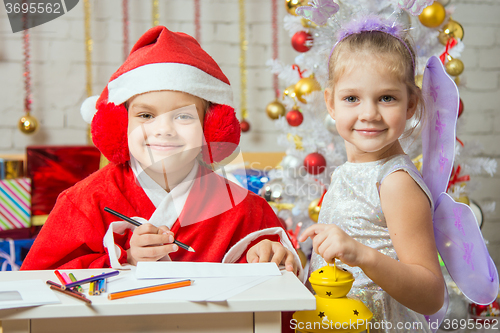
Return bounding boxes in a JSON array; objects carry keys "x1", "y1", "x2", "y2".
[{"x1": 54, "y1": 270, "x2": 66, "y2": 286}]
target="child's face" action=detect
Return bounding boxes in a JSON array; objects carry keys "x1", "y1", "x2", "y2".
[
  {"x1": 325, "y1": 54, "x2": 417, "y2": 160},
  {"x1": 127, "y1": 90, "x2": 206, "y2": 175}
]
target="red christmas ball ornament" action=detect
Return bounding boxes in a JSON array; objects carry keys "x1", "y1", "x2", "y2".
[
  {"x1": 469, "y1": 300, "x2": 500, "y2": 323},
  {"x1": 240, "y1": 119, "x2": 250, "y2": 132},
  {"x1": 286, "y1": 108, "x2": 303, "y2": 127},
  {"x1": 291, "y1": 31, "x2": 313, "y2": 53},
  {"x1": 458, "y1": 98, "x2": 464, "y2": 118},
  {"x1": 304, "y1": 152, "x2": 326, "y2": 175}
]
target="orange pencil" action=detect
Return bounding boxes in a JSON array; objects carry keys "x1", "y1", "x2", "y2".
[{"x1": 108, "y1": 279, "x2": 193, "y2": 300}]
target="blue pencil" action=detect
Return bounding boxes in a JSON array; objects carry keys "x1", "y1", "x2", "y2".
[{"x1": 62, "y1": 271, "x2": 119, "y2": 289}]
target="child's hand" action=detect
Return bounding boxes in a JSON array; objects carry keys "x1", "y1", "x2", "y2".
[
  {"x1": 127, "y1": 224, "x2": 178, "y2": 266},
  {"x1": 298, "y1": 224, "x2": 366, "y2": 267},
  {"x1": 247, "y1": 239, "x2": 298, "y2": 275}
]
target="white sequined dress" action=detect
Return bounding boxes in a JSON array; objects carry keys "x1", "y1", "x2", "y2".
[{"x1": 310, "y1": 154, "x2": 434, "y2": 333}]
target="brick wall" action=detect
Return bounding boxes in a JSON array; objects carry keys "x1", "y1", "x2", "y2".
[{"x1": 0, "y1": 0, "x2": 499, "y2": 270}]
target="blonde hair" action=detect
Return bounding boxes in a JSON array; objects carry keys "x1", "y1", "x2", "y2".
[{"x1": 328, "y1": 31, "x2": 424, "y2": 139}]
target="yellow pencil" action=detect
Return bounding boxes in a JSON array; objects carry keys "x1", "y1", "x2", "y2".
[{"x1": 89, "y1": 276, "x2": 95, "y2": 296}]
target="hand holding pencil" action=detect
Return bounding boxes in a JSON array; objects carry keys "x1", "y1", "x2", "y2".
[{"x1": 104, "y1": 207, "x2": 194, "y2": 266}]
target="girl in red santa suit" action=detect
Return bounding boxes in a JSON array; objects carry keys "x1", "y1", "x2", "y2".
[{"x1": 21, "y1": 26, "x2": 302, "y2": 281}]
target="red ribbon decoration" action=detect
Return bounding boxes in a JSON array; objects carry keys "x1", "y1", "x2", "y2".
[
  {"x1": 440, "y1": 38, "x2": 458, "y2": 64},
  {"x1": 447, "y1": 165, "x2": 470, "y2": 192},
  {"x1": 456, "y1": 137, "x2": 464, "y2": 147},
  {"x1": 317, "y1": 188, "x2": 327, "y2": 207},
  {"x1": 292, "y1": 64, "x2": 306, "y2": 79},
  {"x1": 287, "y1": 222, "x2": 302, "y2": 249}
]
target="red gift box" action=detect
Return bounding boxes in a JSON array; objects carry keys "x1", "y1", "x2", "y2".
[{"x1": 27, "y1": 146, "x2": 101, "y2": 216}]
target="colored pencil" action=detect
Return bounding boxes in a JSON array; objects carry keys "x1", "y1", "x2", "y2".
[
  {"x1": 93, "y1": 279, "x2": 100, "y2": 295},
  {"x1": 100, "y1": 277, "x2": 107, "y2": 293},
  {"x1": 104, "y1": 207, "x2": 195, "y2": 252},
  {"x1": 54, "y1": 270, "x2": 66, "y2": 286},
  {"x1": 46, "y1": 280, "x2": 85, "y2": 297},
  {"x1": 63, "y1": 271, "x2": 120, "y2": 289},
  {"x1": 108, "y1": 279, "x2": 193, "y2": 300},
  {"x1": 49, "y1": 285, "x2": 92, "y2": 304},
  {"x1": 60, "y1": 272, "x2": 72, "y2": 285},
  {"x1": 68, "y1": 273, "x2": 83, "y2": 293},
  {"x1": 89, "y1": 278, "x2": 95, "y2": 296}
]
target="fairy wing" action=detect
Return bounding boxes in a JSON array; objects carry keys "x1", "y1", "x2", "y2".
[
  {"x1": 421, "y1": 56, "x2": 499, "y2": 329},
  {"x1": 434, "y1": 193, "x2": 499, "y2": 304},
  {"x1": 421, "y1": 56, "x2": 457, "y2": 202},
  {"x1": 395, "y1": 0, "x2": 434, "y2": 16},
  {"x1": 296, "y1": 0, "x2": 339, "y2": 26}
]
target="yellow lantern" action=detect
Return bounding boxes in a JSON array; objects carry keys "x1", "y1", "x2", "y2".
[
  {"x1": 419, "y1": 1, "x2": 446, "y2": 28},
  {"x1": 293, "y1": 265, "x2": 373, "y2": 332}
]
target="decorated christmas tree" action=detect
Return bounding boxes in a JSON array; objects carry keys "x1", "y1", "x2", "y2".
[{"x1": 262, "y1": 0, "x2": 497, "y2": 276}]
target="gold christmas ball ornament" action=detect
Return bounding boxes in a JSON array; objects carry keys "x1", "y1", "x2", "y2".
[
  {"x1": 438, "y1": 19, "x2": 464, "y2": 45},
  {"x1": 297, "y1": 248, "x2": 308, "y2": 268},
  {"x1": 300, "y1": 17, "x2": 317, "y2": 29},
  {"x1": 418, "y1": 1, "x2": 446, "y2": 28},
  {"x1": 415, "y1": 74, "x2": 424, "y2": 89},
  {"x1": 285, "y1": 0, "x2": 309, "y2": 16},
  {"x1": 445, "y1": 58, "x2": 464, "y2": 76},
  {"x1": 283, "y1": 84, "x2": 297, "y2": 100},
  {"x1": 18, "y1": 114, "x2": 38, "y2": 134},
  {"x1": 308, "y1": 197, "x2": 322, "y2": 222},
  {"x1": 456, "y1": 196, "x2": 470, "y2": 206},
  {"x1": 295, "y1": 75, "x2": 321, "y2": 104},
  {"x1": 266, "y1": 100, "x2": 286, "y2": 120}
]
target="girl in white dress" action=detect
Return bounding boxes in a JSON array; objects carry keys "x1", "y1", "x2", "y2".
[{"x1": 298, "y1": 16, "x2": 444, "y2": 333}]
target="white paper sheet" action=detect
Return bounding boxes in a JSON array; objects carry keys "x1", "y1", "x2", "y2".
[
  {"x1": 107, "y1": 271, "x2": 274, "y2": 302},
  {"x1": 0, "y1": 279, "x2": 61, "y2": 310},
  {"x1": 135, "y1": 261, "x2": 281, "y2": 279}
]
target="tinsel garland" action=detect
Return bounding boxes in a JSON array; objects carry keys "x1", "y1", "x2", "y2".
[
  {"x1": 272, "y1": 0, "x2": 279, "y2": 98},
  {"x1": 123, "y1": 0, "x2": 129, "y2": 60},
  {"x1": 152, "y1": 0, "x2": 159, "y2": 27},
  {"x1": 84, "y1": 0, "x2": 92, "y2": 97},
  {"x1": 23, "y1": 20, "x2": 31, "y2": 114},
  {"x1": 239, "y1": 0, "x2": 248, "y2": 120},
  {"x1": 194, "y1": 0, "x2": 201, "y2": 42}
]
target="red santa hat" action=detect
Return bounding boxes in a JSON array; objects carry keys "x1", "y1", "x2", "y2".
[{"x1": 81, "y1": 26, "x2": 240, "y2": 165}]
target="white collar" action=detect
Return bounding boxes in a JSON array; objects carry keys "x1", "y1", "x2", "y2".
[{"x1": 129, "y1": 155, "x2": 199, "y2": 228}]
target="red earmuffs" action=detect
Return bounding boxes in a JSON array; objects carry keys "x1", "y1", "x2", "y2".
[{"x1": 91, "y1": 103, "x2": 241, "y2": 165}]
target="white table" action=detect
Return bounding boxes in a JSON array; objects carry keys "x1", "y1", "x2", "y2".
[{"x1": 0, "y1": 269, "x2": 315, "y2": 333}]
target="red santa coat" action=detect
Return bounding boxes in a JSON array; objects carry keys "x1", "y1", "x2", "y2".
[{"x1": 21, "y1": 163, "x2": 296, "y2": 271}]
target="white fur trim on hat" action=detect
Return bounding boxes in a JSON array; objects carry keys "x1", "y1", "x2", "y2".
[
  {"x1": 80, "y1": 95, "x2": 100, "y2": 124},
  {"x1": 107, "y1": 63, "x2": 234, "y2": 107}
]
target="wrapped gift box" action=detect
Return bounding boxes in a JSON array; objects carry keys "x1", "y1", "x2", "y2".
[
  {"x1": 0, "y1": 178, "x2": 31, "y2": 231},
  {"x1": 27, "y1": 146, "x2": 101, "y2": 216},
  {"x1": 0, "y1": 238, "x2": 35, "y2": 271}
]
